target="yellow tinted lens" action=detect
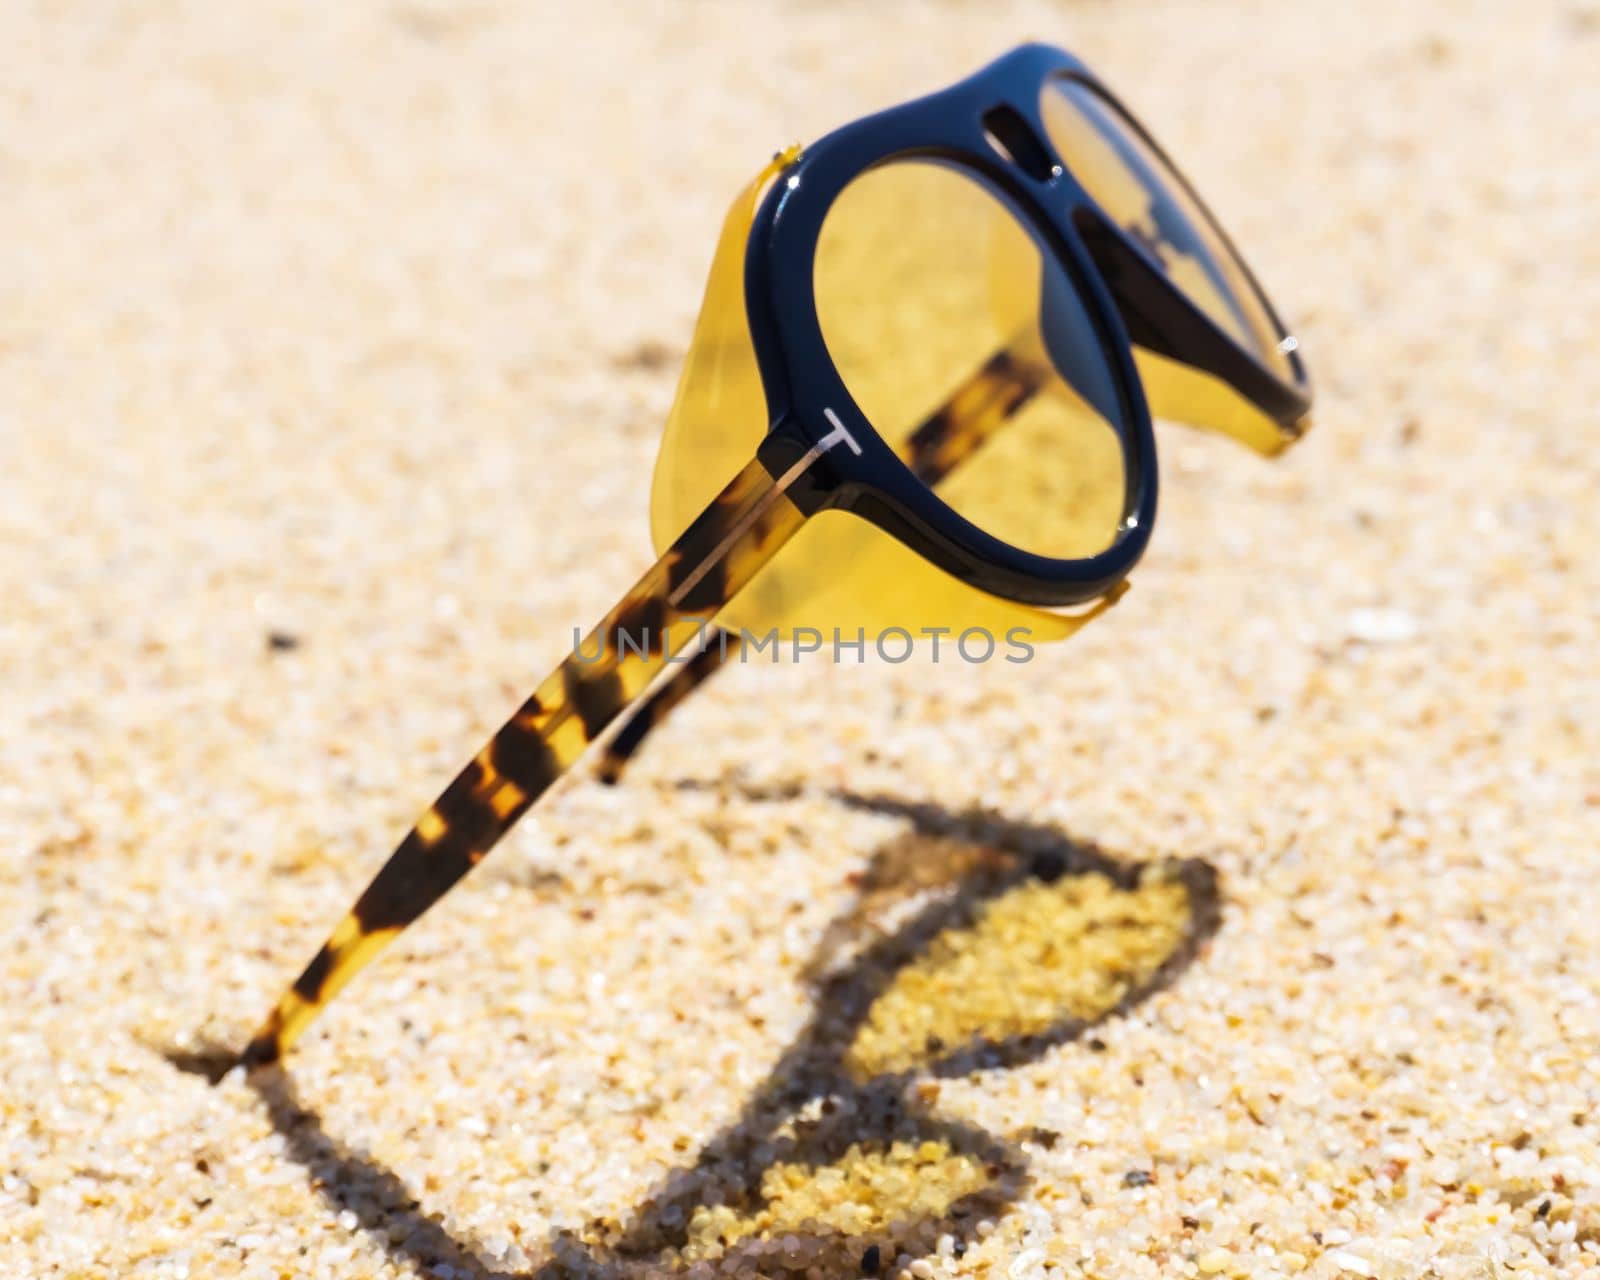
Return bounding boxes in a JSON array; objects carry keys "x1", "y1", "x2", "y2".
[
  {"x1": 812, "y1": 159, "x2": 1128, "y2": 562},
  {"x1": 1040, "y1": 77, "x2": 1293, "y2": 380},
  {"x1": 653, "y1": 156, "x2": 1124, "y2": 649}
]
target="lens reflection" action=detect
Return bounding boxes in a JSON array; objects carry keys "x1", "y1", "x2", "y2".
[{"x1": 1040, "y1": 76, "x2": 1296, "y2": 380}]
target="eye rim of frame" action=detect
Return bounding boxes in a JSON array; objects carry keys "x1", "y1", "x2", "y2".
[
  {"x1": 737, "y1": 41, "x2": 1311, "y2": 615},
  {"x1": 741, "y1": 52, "x2": 1159, "y2": 612}
]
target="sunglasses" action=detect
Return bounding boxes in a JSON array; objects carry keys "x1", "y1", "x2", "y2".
[{"x1": 240, "y1": 42, "x2": 1312, "y2": 1069}]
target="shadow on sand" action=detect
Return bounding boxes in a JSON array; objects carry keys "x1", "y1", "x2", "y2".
[{"x1": 167, "y1": 788, "x2": 1221, "y2": 1278}]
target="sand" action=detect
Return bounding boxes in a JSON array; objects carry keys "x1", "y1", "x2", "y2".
[{"x1": 3, "y1": 1, "x2": 1599, "y2": 1277}]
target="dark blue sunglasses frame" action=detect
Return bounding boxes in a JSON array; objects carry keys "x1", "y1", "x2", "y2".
[{"x1": 747, "y1": 42, "x2": 1312, "y2": 610}]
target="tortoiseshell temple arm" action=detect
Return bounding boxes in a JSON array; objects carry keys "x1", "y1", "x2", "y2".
[
  {"x1": 593, "y1": 634, "x2": 734, "y2": 785},
  {"x1": 594, "y1": 345, "x2": 1048, "y2": 784},
  {"x1": 242, "y1": 452, "x2": 821, "y2": 1068}
]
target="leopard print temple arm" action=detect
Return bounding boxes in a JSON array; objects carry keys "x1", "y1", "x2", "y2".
[{"x1": 243, "y1": 448, "x2": 828, "y2": 1067}]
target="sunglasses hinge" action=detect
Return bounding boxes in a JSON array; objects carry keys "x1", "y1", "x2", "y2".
[{"x1": 757, "y1": 419, "x2": 845, "y2": 517}]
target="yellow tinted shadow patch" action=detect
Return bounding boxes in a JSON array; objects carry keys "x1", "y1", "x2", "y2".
[
  {"x1": 844, "y1": 869, "x2": 1193, "y2": 1080},
  {"x1": 684, "y1": 1139, "x2": 994, "y2": 1259}
]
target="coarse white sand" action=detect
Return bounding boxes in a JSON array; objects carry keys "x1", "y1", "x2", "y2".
[{"x1": 2, "y1": 2, "x2": 1598, "y2": 1277}]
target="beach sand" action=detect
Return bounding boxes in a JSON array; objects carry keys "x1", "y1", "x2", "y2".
[{"x1": 3, "y1": 2, "x2": 1598, "y2": 1276}]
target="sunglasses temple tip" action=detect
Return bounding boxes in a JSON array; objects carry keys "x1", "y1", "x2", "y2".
[{"x1": 239, "y1": 1021, "x2": 284, "y2": 1072}]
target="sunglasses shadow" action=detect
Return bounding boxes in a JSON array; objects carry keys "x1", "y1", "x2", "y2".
[{"x1": 165, "y1": 788, "x2": 1221, "y2": 1279}]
